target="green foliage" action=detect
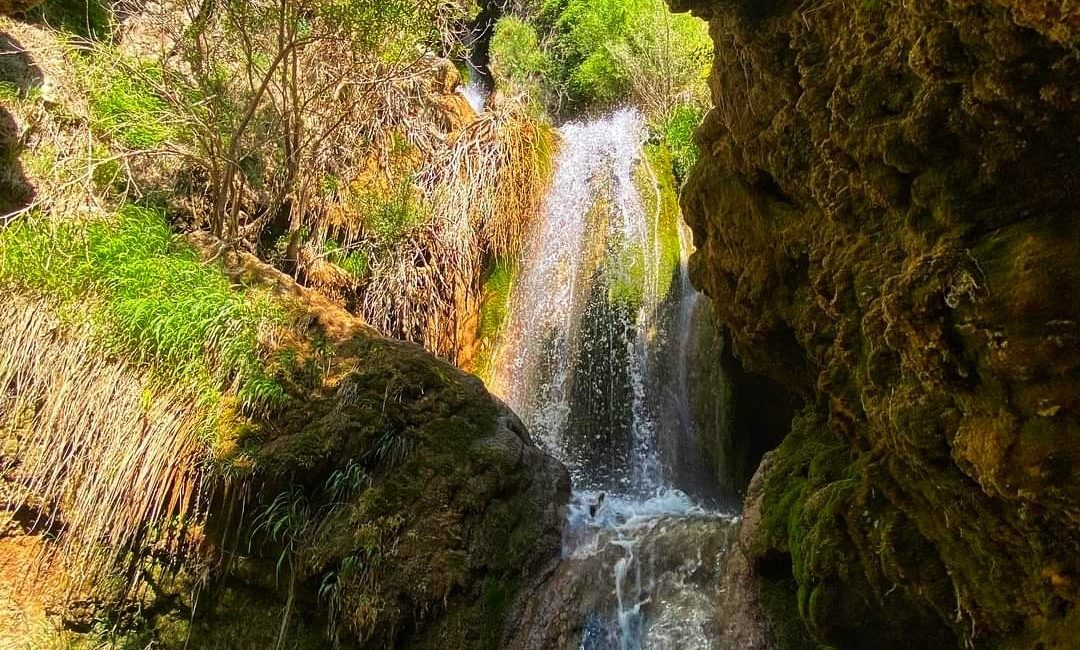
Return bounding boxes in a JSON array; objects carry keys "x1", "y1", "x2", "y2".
[
  {"x1": 354, "y1": 177, "x2": 429, "y2": 245},
  {"x1": 0, "y1": 206, "x2": 286, "y2": 403},
  {"x1": 490, "y1": 17, "x2": 551, "y2": 108},
  {"x1": 660, "y1": 104, "x2": 703, "y2": 184},
  {"x1": 83, "y1": 54, "x2": 174, "y2": 149},
  {"x1": 0, "y1": 80, "x2": 20, "y2": 102},
  {"x1": 324, "y1": 239, "x2": 371, "y2": 280},
  {"x1": 28, "y1": 0, "x2": 115, "y2": 40},
  {"x1": 496, "y1": 0, "x2": 712, "y2": 117}
]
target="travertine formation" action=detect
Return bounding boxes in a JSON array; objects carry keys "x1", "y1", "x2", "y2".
[{"x1": 672, "y1": 0, "x2": 1080, "y2": 647}]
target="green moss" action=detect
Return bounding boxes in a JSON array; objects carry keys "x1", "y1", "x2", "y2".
[
  {"x1": 479, "y1": 258, "x2": 514, "y2": 342},
  {"x1": 640, "y1": 142, "x2": 684, "y2": 302}
]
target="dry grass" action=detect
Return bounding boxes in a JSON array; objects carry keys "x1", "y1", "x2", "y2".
[
  {"x1": 346, "y1": 96, "x2": 558, "y2": 359},
  {"x1": 0, "y1": 298, "x2": 209, "y2": 592}
]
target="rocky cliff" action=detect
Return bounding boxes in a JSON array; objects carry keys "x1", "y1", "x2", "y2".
[{"x1": 671, "y1": 0, "x2": 1080, "y2": 647}]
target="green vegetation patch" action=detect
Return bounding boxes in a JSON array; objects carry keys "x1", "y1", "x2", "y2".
[
  {"x1": 0, "y1": 206, "x2": 286, "y2": 404},
  {"x1": 28, "y1": 0, "x2": 116, "y2": 40},
  {"x1": 660, "y1": 104, "x2": 704, "y2": 185},
  {"x1": 493, "y1": 0, "x2": 712, "y2": 118},
  {"x1": 81, "y1": 52, "x2": 175, "y2": 150},
  {"x1": 489, "y1": 16, "x2": 550, "y2": 112}
]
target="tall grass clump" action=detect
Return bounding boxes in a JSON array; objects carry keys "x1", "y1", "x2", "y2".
[
  {"x1": 360, "y1": 101, "x2": 558, "y2": 358},
  {"x1": 0, "y1": 298, "x2": 208, "y2": 590},
  {"x1": 82, "y1": 54, "x2": 174, "y2": 150},
  {"x1": 0, "y1": 205, "x2": 286, "y2": 399},
  {"x1": 0, "y1": 206, "x2": 292, "y2": 591}
]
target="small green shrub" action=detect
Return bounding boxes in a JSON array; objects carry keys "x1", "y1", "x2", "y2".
[{"x1": 324, "y1": 239, "x2": 371, "y2": 280}]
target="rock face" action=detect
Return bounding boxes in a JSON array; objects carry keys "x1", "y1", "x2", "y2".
[
  {"x1": 189, "y1": 240, "x2": 571, "y2": 649},
  {"x1": 672, "y1": 0, "x2": 1080, "y2": 648}
]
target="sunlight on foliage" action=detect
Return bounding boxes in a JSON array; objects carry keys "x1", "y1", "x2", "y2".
[{"x1": 0, "y1": 206, "x2": 285, "y2": 398}]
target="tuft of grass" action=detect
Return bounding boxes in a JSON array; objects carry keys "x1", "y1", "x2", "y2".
[
  {"x1": 82, "y1": 53, "x2": 174, "y2": 150},
  {"x1": 0, "y1": 80, "x2": 20, "y2": 102},
  {"x1": 0, "y1": 205, "x2": 286, "y2": 401},
  {"x1": 28, "y1": 0, "x2": 116, "y2": 40}
]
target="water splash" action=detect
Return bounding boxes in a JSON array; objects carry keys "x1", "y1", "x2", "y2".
[{"x1": 459, "y1": 79, "x2": 487, "y2": 114}]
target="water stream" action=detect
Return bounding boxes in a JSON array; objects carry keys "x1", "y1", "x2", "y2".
[{"x1": 492, "y1": 109, "x2": 739, "y2": 649}]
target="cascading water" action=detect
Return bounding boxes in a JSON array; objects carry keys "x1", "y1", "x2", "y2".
[{"x1": 493, "y1": 109, "x2": 739, "y2": 649}]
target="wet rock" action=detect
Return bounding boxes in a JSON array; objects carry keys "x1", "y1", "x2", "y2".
[
  {"x1": 672, "y1": 0, "x2": 1080, "y2": 647},
  {"x1": 506, "y1": 511, "x2": 758, "y2": 649}
]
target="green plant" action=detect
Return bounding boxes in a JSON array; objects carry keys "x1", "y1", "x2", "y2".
[
  {"x1": 0, "y1": 205, "x2": 286, "y2": 400},
  {"x1": 660, "y1": 103, "x2": 703, "y2": 184},
  {"x1": 83, "y1": 54, "x2": 174, "y2": 149},
  {"x1": 490, "y1": 16, "x2": 551, "y2": 108},
  {"x1": 499, "y1": 0, "x2": 712, "y2": 118},
  {"x1": 0, "y1": 81, "x2": 20, "y2": 102},
  {"x1": 28, "y1": 0, "x2": 115, "y2": 40}
]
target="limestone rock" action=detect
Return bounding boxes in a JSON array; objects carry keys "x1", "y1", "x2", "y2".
[{"x1": 674, "y1": 0, "x2": 1080, "y2": 647}]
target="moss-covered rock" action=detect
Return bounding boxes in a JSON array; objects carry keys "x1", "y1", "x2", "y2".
[
  {"x1": 672, "y1": 0, "x2": 1080, "y2": 647},
  {"x1": 193, "y1": 239, "x2": 571, "y2": 650},
  {"x1": 2, "y1": 236, "x2": 569, "y2": 649}
]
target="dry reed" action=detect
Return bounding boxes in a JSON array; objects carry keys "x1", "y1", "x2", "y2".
[{"x1": 0, "y1": 298, "x2": 209, "y2": 592}]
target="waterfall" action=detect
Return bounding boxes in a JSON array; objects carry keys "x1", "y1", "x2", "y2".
[{"x1": 493, "y1": 109, "x2": 738, "y2": 648}]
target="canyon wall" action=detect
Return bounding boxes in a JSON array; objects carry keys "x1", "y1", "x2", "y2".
[{"x1": 672, "y1": 0, "x2": 1079, "y2": 647}]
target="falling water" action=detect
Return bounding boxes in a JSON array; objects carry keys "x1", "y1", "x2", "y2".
[
  {"x1": 459, "y1": 60, "x2": 488, "y2": 113},
  {"x1": 493, "y1": 109, "x2": 738, "y2": 649}
]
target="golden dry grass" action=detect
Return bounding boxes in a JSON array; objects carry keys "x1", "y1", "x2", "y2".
[{"x1": 0, "y1": 298, "x2": 208, "y2": 592}]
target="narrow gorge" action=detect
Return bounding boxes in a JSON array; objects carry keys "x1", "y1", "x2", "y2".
[{"x1": 0, "y1": 0, "x2": 1077, "y2": 649}]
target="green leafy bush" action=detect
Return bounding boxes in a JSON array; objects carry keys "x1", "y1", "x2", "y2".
[{"x1": 490, "y1": 16, "x2": 551, "y2": 109}]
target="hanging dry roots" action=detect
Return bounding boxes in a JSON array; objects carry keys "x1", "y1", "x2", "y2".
[{"x1": 0, "y1": 299, "x2": 209, "y2": 593}]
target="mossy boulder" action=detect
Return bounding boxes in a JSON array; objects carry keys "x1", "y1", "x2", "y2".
[
  {"x1": 193, "y1": 238, "x2": 570, "y2": 650},
  {"x1": 673, "y1": 0, "x2": 1080, "y2": 647}
]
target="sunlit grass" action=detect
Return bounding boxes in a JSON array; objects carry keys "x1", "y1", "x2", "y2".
[{"x1": 0, "y1": 205, "x2": 287, "y2": 402}]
